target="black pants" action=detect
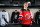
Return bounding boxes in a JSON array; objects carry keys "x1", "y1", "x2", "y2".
[
  {"x1": 22, "y1": 25, "x2": 32, "y2": 27},
  {"x1": 14, "y1": 19, "x2": 18, "y2": 23},
  {"x1": 35, "y1": 19, "x2": 40, "y2": 24}
]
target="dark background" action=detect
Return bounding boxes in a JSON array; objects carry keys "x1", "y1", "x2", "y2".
[{"x1": 0, "y1": 0, "x2": 40, "y2": 8}]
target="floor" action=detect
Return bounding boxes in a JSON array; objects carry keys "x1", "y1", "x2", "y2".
[{"x1": 0, "y1": 24, "x2": 40, "y2": 27}]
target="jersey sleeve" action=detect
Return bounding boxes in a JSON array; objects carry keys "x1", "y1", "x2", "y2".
[
  {"x1": 19, "y1": 10, "x2": 23, "y2": 20},
  {"x1": 30, "y1": 11, "x2": 33, "y2": 20}
]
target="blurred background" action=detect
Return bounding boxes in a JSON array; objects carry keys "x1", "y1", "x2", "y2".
[
  {"x1": 0, "y1": 0, "x2": 40, "y2": 7},
  {"x1": 0, "y1": 0, "x2": 40, "y2": 27}
]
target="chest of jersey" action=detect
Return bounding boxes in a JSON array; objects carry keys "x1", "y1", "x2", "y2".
[
  {"x1": 22, "y1": 11, "x2": 31, "y2": 23},
  {"x1": 22, "y1": 11, "x2": 31, "y2": 18}
]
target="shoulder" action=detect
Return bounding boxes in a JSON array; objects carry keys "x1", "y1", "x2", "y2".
[
  {"x1": 20, "y1": 9, "x2": 25, "y2": 11},
  {"x1": 28, "y1": 10, "x2": 32, "y2": 14},
  {"x1": 27, "y1": 9, "x2": 30, "y2": 11},
  {"x1": 12, "y1": 12, "x2": 15, "y2": 13},
  {"x1": 12, "y1": 12, "x2": 15, "y2": 14},
  {"x1": 5, "y1": 12, "x2": 8, "y2": 13}
]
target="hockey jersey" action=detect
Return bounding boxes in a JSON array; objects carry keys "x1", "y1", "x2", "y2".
[
  {"x1": 0, "y1": 11, "x2": 9, "y2": 26},
  {"x1": 19, "y1": 9, "x2": 33, "y2": 25}
]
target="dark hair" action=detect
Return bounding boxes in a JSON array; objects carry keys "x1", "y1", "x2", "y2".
[
  {"x1": 15, "y1": 10, "x2": 17, "y2": 11},
  {"x1": 24, "y1": 2, "x2": 28, "y2": 4},
  {"x1": 2, "y1": 10, "x2": 6, "y2": 12}
]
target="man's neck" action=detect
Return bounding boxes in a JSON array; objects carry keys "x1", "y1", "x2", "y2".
[{"x1": 24, "y1": 7, "x2": 27, "y2": 10}]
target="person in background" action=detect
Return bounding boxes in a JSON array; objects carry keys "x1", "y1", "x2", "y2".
[
  {"x1": 11, "y1": 10, "x2": 19, "y2": 24},
  {"x1": 19, "y1": 2, "x2": 33, "y2": 27},
  {"x1": 1, "y1": 10, "x2": 9, "y2": 26},
  {"x1": 35, "y1": 10, "x2": 40, "y2": 24}
]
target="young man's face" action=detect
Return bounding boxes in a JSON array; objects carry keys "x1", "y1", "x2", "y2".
[
  {"x1": 24, "y1": 2, "x2": 28, "y2": 8},
  {"x1": 15, "y1": 10, "x2": 17, "y2": 13}
]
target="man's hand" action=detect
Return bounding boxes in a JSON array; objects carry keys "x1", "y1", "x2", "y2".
[{"x1": 19, "y1": 20, "x2": 22, "y2": 24}]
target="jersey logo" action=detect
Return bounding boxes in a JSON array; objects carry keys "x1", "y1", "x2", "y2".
[{"x1": 25, "y1": 13, "x2": 30, "y2": 19}]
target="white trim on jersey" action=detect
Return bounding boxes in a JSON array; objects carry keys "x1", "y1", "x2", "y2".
[
  {"x1": 19, "y1": 15, "x2": 23, "y2": 17},
  {"x1": 30, "y1": 11, "x2": 33, "y2": 18}
]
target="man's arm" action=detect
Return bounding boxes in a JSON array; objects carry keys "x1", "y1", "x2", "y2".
[
  {"x1": 11, "y1": 12, "x2": 14, "y2": 23},
  {"x1": 18, "y1": 10, "x2": 23, "y2": 23},
  {"x1": 19, "y1": 10, "x2": 23, "y2": 20},
  {"x1": 30, "y1": 11, "x2": 33, "y2": 20}
]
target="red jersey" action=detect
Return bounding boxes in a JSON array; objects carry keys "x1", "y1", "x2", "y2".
[{"x1": 19, "y1": 9, "x2": 33, "y2": 25}]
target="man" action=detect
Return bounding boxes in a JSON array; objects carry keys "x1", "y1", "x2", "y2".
[
  {"x1": 11, "y1": 10, "x2": 19, "y2": 24},
  {"x1": 35, "y1": 10, "x2": 40, "y2": 24},
  {"x1": 0, "y1": 10, "x2": 9, "y2": 26},
  {"x1": 19, "y1": 2, "x2": 33, "y2": 27}
]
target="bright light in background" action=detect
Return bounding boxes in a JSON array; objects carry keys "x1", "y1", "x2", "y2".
[
  {"x1": 0, "y1": 4, "x2": 5, "y2": 5},
  {"x1": 28, "y1": 1, "x2": 31, "y2": 4},
  {"x1": 27, "y1": 1, "x2": 31, "y2": 6}
]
